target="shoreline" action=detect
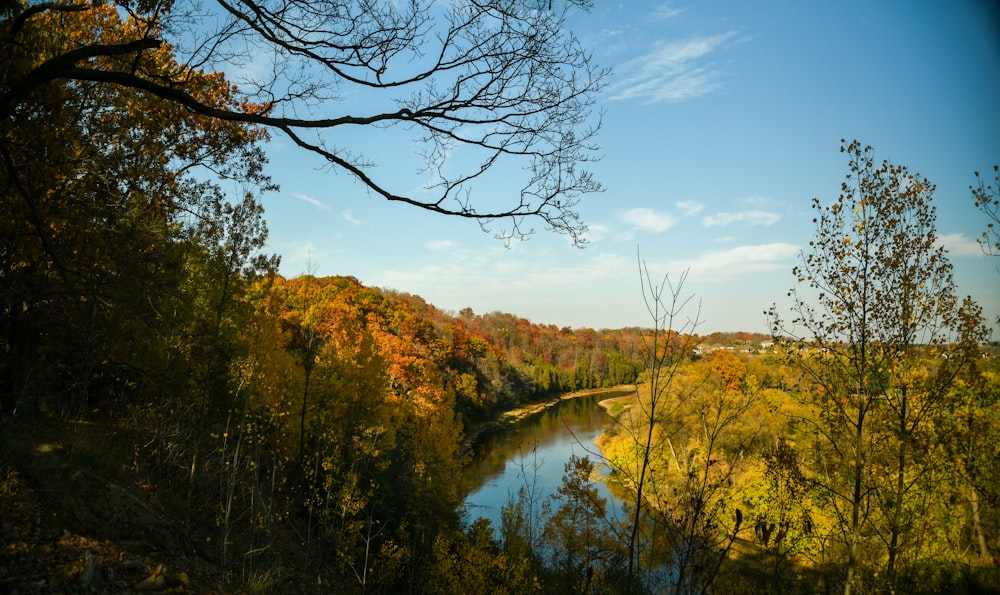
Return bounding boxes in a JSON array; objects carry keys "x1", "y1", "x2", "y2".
[
  {"x1": 593, "y1": 390, "x2": 639, "y2": 460},
  {"x1": 596, "y1": 392, "x2": 637, "y2": 415},
  {"x1": 460, "y1": 385, "x2": 636, "y2": 454}
]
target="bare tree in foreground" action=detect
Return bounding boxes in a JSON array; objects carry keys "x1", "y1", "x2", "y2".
[
  {"x1": 2, "y1": 0, "x2": 607, "y2": 244},
  {"x1": 611, "y1": 255, "x2": 704, "y2": 589}
]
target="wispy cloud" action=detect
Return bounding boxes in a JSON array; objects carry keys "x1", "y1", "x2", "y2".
[
  {"x1": 584, "y1": 223, "x2": 611, "y2": 243},
  {"x1": 936, "y1": 232, "x2": 985, "y2": 256},
  {"x1": 292, "y1": 192, "x2": 331, "y2": 211},
  {"x1": 703, "y1": 210, "x2": 781, "y2": 227},
  {"x1": 341, "y1": 210, "x2": 361, "y2": 225},
  {"x1": 608, "y1": 32, "x2": 736, "y2": 103},
  {"x1": 686, "y1": 243, "x2": 799, "y2": 278},
  {"x1": 375, "y1": 251, "x2": 632, "y2": 313},
  {"x1": 677, "y1": 200, "x2": 704, "y2": 216},
  {"x1": 426, "y1": 239, "x2": 457, "y2": 251},
  {"x1": 621, "y1": 207, "x2": 677, "y2": 233},
  {"x1": 652, "y1": 3, "x2": 684, "y2": 21},
  {"x1": 600, "y1": 26, "x2": 627, "y2": 39},
  {"x1": 737, "y1": 194, "x2": 779, "y2": 208}
]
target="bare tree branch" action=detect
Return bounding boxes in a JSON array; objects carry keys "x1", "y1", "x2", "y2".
[{"x1": 2, "y1": 0, "x2": 607, "y2": 244}]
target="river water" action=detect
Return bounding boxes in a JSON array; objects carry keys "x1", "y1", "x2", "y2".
[{"x1": 462, "y1": 390, "x2": 634, "y2": 530}]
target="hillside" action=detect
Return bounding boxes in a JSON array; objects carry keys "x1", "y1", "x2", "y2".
[
  {"x1": 3, "y1": 274, "x2": 996, "y2": 593},
  {"x1": 0, "y1": 274, "x2": 667, "y2": 592}
]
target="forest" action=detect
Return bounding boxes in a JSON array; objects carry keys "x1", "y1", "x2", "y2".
[{"x1": 2, "y1": 0, "x2": 1000, "y2": 593}]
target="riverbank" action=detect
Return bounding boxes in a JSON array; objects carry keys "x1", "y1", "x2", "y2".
[
  {"x1": 462, "y1": 385, "x2": 634, "y2": 530},
  {"x1": 596, "y1": 391, "x2": 638, "y2": 416},
  {"x1": 593, "y1": 390, "x2": 639, "y2": 480},
  {"x1": 461, "y1": 385, "x2": 636, "y2": 454}
]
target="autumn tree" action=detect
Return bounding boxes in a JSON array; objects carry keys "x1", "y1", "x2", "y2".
[
  {"x1": 943, "y1": 355, "x2": 1000, "y2": 570},
  {"x1": 543, "y1": 455, "x2": 624, "y2": 593},
  {"x1": 0, "y1": 3, "x2": 273, "y2": 417},
  {"x1": 427, "y1": 519, "x2": 539, "y2": 594},
  {"x1": 963, "y1": 163, "x2": 1000, "y2": 574},
  {"x1": 739, "y1": 437, "x2": 821, "y2": 591},
  {"x1": 768, "y1": 139, "x2": 989, "y2": 594},
  {"x1": 587, "y1": 260, "x2": 764, "y2": 594},
  {"x1": 2, "y1": 0, "x2": 606, "y2": 245},
  {"x1": 264, "y1": 275, "x2": 470, "y2": 590},
  {"x1": 0, "y1": 6, "x2": 291, "y2": 588},
  {"x1": 653, "y1": 350, "x2": 759, "y2": 595},
  {"x1": 971, "y1": 164, "x2": 1000, "y2": 331}
]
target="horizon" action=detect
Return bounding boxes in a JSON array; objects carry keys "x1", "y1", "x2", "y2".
[{"x1": 256, "y1": 1, "x2": 1000, "y2": 335}]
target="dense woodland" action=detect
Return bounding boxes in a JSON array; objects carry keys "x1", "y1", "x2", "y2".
[{"x1": 2, "y1": 1, "x2": 1000, "y2": 593}]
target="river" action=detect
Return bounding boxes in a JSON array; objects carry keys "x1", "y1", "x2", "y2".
[{"x1": 462, "y1": 389, "x2": 634, "y2": 530}]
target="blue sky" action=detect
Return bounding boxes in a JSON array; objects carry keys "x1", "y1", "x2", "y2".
[{"x1": 255, "y1": 1, "x2": 1000, "y2": 334}]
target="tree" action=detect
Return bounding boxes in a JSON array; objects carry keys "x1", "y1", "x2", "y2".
[
  {"x1": 594, "y1": 260, "x2": 759, "y2": 594},
  {"x1": 543, "y1": 455, "x2": 623, "y2": 593},
  {"x1": 2, "y1": 0, "x2": 607, "y2": 245},
  {"x1": 600, "y1": 256, "x2": 705, "y2": 590},
  {"x1": 971, "y1": 165, "x2": 1000, "y2": 326},
  {"x1": 971, "y1": 164, "x2": 1000, "y2": 257},
  {"x1": 944, "y1": 357, "x2": 1000, "y2": 569},
  {"x1": 740, "y1": 437, "x2": 820, "y2": 592},
  {"x1": 0, "y1": 3, "x2": 273, "y2": 416},
  {"x1": 768, "y1": 139, "x2": 989, "y2": 594}
]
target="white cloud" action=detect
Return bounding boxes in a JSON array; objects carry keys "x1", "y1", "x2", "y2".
[
  {"x1": 291, "y1": 192, "x2": 331, "y2": 211},
  {"x1": 621, "y1": 207, "x2": 677, "y2": 233},
  {"x1": 737, "y1": 194, "x2": 779, "y2": 208},
  {"x1": 374, "y1": 250, "x2": 633, "y2": 319},
  {"x1": 608, "y1": 32, "x2": 736, "y2": 104},
  {"x1": 652, "y1": 4, "x2": 684, "y2": 21},
  {"x1": 703, "y1": 210, "x2": 781, "y2": 227},
  {"x1": 426, "y1": 239, "x2": 457, "y2": 251},
  {"x1": 677, "y1": 200, "x2": 704, "y2": 216},
  {"x1": 685, "y1": 243, "x2": 800, "y2": 278},
  {"x1": 600, "y1": 26, "x2": 627, "y2": 39},
  {"x1": 341, "y1": 209, "x2": 362, "y2": 225},
  {"x1": 584, "y1": 223, "x2": 611, "y2": 242},
  {"x1": 936, "y1": 232, "x2": 985, "y2": 257}
]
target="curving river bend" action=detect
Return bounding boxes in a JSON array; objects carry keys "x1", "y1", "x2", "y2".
[{"x1": 462, "y1": 389, "x2": 634, "y2": 530}]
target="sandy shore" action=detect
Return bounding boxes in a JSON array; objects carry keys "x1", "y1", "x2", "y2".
[{"x1": 461, "y1": 385, "x2": 636, "y2": 452}]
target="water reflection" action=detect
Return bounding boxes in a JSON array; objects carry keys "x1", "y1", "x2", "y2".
[{"x1": 463, "y1": 391, "x2": 633, "y2": 530}]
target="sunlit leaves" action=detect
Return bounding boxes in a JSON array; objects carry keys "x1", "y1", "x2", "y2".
[
  {"x1": 0, "y1": 1, "x2": 275, "y2": 415},
  {"x1": 768, "y1": 140, "x2": 991, "y2": 593}
]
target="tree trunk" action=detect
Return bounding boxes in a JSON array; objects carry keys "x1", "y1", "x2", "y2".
[
  {"x1": 844, "y1": 407, "x2": 866, "y2": 595},
  {"x1": 627, "y1": 406, "x2": 655, "y2": 584},
  {"x1": 968, "y1": 487, "x2": 991, "y2": 563},
  {"x1": 299, "y1": 365, "x2": 312, "y2": 468},
  {"x1": 885, "y1": 389, "x2": 908, "y2": 585}
]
